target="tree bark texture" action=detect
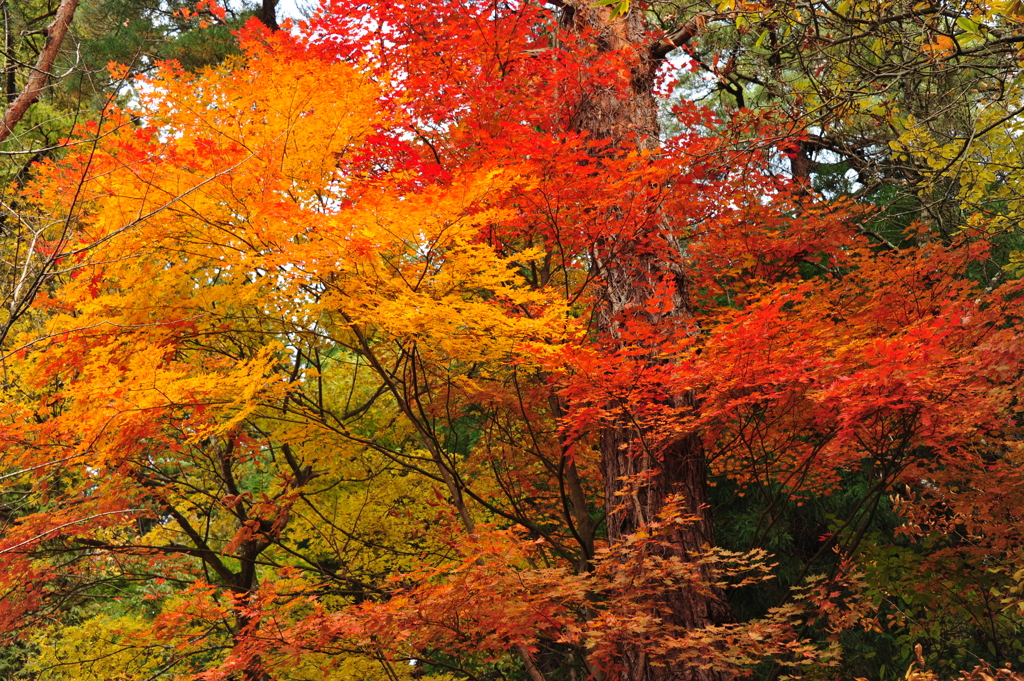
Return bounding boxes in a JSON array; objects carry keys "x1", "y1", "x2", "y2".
[
  {"x1": 0, "y1": 0, "x2": 78, "y2": 145},
  {"x1": 559, "y1": 3, "x2": 660, "y2": 153},
  {"x1": 559, "y1": 4, "x2": 734, "y2": 680}
]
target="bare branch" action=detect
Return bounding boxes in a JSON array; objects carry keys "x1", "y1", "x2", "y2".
[{"x1": 652, "y1": 11, "x2": 718, "y2": 60}]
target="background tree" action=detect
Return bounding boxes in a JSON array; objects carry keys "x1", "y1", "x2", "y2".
[{"x1": 643, "y1": 0, "x2": 1024, "y2": 673}]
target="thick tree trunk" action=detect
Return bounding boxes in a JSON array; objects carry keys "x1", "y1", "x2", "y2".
[
  {"x1": 559, "y1": 3, "x2": 660, "y2": 153},
  {"x1": 258, "y1": 0, "x2": 279, "y2": 31},
  {"x1": 559, "y1": 4, "x2": 734, "y2": 680}
]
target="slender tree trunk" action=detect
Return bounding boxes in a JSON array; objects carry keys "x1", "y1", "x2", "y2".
[
  {"x1": 558, "y1": 4, "x2": 734, "y2": 680},
  {"x1": 0, "y1": 0, "x2": 78, "y2": 144}
]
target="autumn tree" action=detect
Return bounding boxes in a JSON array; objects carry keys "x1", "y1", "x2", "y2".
[
  {"x1": 0, "y1": 0, "x2": 281, "y2": 389},
  {"x1": 646, "y1": 0, "x2": 1024, "y2": 671},
  {"x1": 1, "y1": 2, "x2": 1024, "y2": 681}
]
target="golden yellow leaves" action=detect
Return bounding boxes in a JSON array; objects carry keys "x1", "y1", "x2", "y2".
[
  {"x1": 4, "y1": 27, "x2": 581, "y2": 680},
  {"x1": 270, "y1": 167, "x2": 571, "y2": 368},
  {"x1": 27, "y1": 616, "x2": 168, "y2": 681}
]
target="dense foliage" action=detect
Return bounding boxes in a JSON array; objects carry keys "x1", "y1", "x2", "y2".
[{"x1": 2, "y1": 2, "x2": 1024, "y2": 680}]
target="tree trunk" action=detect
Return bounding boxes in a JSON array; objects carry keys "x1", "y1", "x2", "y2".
[
  {"x1": 257, "y1": 0, "x2": 279, "y2": 31},
  {"x1": 559, "y1": 4, "x2": 734, "y2": 680},
  {"x1": 0, "y1": 0, "x2": 78, "y2": 144},
  {"x1": 559, "y1": 3, "x2": 660, "y2": 153}
]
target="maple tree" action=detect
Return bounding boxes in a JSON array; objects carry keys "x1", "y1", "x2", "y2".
[
  {"x1": 0, "y1": 0, "x2": 282, "y2": 362},
  {"x1": 1, "y1": 1, "x2": 1024, "y2": 681},
  {"x1": 655, "y1": 1, "x2": 1024, "y2": 671}
]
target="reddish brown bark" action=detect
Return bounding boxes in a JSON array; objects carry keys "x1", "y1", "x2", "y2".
[
  {"x1": 0, "y1": 0, "x2": 78, "y2": 144},
  {"x1": 559, "y1": 3, "x2": 660, "y2": 152},
  {"x1": 559, "y1": 4, "x2": 734, "y2": 680}
]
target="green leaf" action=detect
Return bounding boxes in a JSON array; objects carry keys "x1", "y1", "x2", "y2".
[
  {"x1": 609, "y1": 0, "x2": 629, "y2": 18},
  {"x1": 956, "y1": 17, "x2": 980, "y2": 34}
]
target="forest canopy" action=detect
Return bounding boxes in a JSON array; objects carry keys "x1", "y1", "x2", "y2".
[{"x1": 2, "y1": 1, "x2": 1024, "y2": 680}]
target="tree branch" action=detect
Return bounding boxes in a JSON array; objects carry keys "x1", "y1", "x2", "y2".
[
  {"x1": 0, "y1": 0, "x2": 77, "y2": 144},
  {"x1": 651, "y1": 11, "x2": 717, "y2": 60}
]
